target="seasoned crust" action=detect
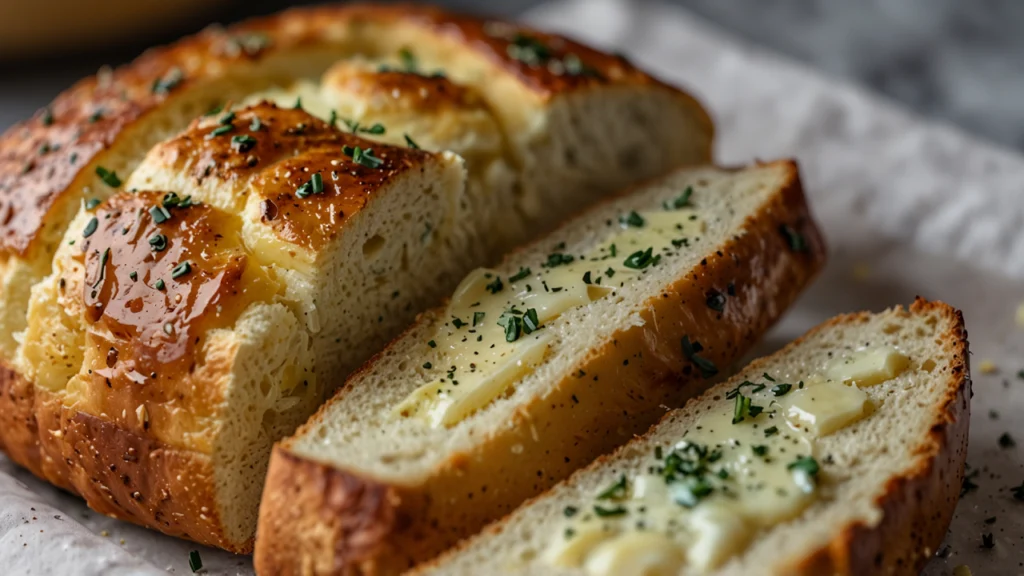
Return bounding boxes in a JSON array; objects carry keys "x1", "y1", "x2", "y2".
[
  {"x1": 0, "y1": 2, "x2": 705, "y2": 258},
  {"x1": 258, "y1": 447, "x2": 402, "y2": 575},
  {"x1": 254, "y1": 161, "x2": 827, "y2": 574}
]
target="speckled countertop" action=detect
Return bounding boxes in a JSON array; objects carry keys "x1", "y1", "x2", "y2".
[{"x1": 2, "y1": 0, "x2": 1024, "y2": 152}]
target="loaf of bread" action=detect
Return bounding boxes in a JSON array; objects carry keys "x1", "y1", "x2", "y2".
[
  {"x1": 416, "y1": 299, "x2": 970, "y2": 576},
  {"x1": 0, "y1": 4, "x2": 713, "y2": 551},
  {"x1": 254, "y1": 160, "x2": 826, "y2": 574}
]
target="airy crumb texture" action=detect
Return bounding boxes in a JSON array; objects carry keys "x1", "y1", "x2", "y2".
[
  {"x1": 254, "y1": 160, "x2": 827, "y2": 574},
  {"x1": 420, "y1": 298, "x2": 970, "y2": 576}
]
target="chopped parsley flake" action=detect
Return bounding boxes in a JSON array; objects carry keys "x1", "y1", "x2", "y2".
[
  {"x1": 343, "y1": 145, "x2": 384, "y2": 168},
  {"x1": 542, "y1": 253, "x2": 575, "y2": 268},
  {"x1": 597, "y1": 475, "x2": 628, "y2": 500},
  {"x1": 207, "y1": 124, "x2": 233, "y2": 139},
  {"x1": 155, "y1": 279, "x2": 166, "y2": 290},
  {"x1": 508, "y1": 267, "x2": 531, "y2": 282},
  {"x1": 623, "y1": 247, "x2": 659, "y2": 269},
  {"x1": 85, "y1": 198, "x2": 101, "y2": 210},
  {"x1": 619, "y1": 211, "x2": 645, "y2": 228},
  {"x1": 231, "y1": 134, "x2": 257, "y2": 153},
  {"x1": 149, "y1": 205, "x2": 171, "y2": 224},
  {"x1": 148, "y1": 233, "x2": 167, "y2": 252},
  {"x1": 485, "y1": 276, "x2": 504, "y2": 294},
  {"x1": 82, "y1": 217, "x2": 98, "y2": 238},
  {"x1": 780, "y1": 224, "x2": 808, "y2": 252},
  {"x1": 404, "y1": 133, "x2": 421, "y2": 149},
  {"x1": 95, "y1": 166, "x2": 121, "y2": 188},
  {"x1": 188, "y1": 549, "x2": 203, "y2": 573},
  {"x1": 171, "y1": 261, "x2": 192, "y2": 279},
  {"x1": 681, "y1": 336, "x2": 718, "y2": 378},
  {"x1": 593, "y1": 504, "x2": 627, "y2": 517},
  {"x1": 152, "y1": 68, "x2": 184, "y2": 95},
  {"x1": 473, "y1": 311, "x2": 486, "y2": 327},
  {"x1": 664, "y1": 186, "x2": 693, "y2": 210},
  {"x1": 771, "y1": 383, "x2": 793, "y2": 397}
]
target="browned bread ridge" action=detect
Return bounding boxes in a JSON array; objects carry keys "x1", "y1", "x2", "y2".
[
  {"x1": 254, "y1": 160, "x2": 826, "y2": 575},
  {"x1": 0, "y1": 3, "x2": 713, "y2": 552},
  {"x1": 415, "y1": 299, "x2": 970, "y2": 576}
]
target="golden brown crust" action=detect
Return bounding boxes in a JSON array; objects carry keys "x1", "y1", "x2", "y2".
[
  {"x1": 0, "y1": 2, "x2": 701, "y2": 258},
  {"x1": 44, "y1": 405, "x2": 236, "y2": 550},
  {"x1": 144, "y1": 103, "x2": 432, "y2": 250},
  {"x1": 254, "y1": 160, "x2": 826, "y2": 575},
  {"x1": 787, "y1": 298, "x2": 970, "y2": 576},
  {"x1": 258, "y1": 447, "x2": 403, "y2": 576}
]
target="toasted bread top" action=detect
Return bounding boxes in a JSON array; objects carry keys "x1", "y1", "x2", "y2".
[{"x1": 0, "y1": 3, "x2": 708, "y2": 257}]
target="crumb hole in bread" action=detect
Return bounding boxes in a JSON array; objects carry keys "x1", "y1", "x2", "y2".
[
  {"x1": 882, "y1": 323, "x2": 901, "y2": 334},
  {"x1": 362, "y1": 234, "x2": 386, "y2": 258},
  {"x1": 921, "y1": 358, "x2": 937, "y2": 372}
]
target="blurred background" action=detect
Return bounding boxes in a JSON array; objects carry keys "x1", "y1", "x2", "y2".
[{"x1": 2, "y1": 0, "x2": 1024, "y2": 150}]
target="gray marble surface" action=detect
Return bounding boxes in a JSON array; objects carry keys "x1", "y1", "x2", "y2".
[{"x1": 1, "y1": 0, "x2": 1024, "y2": 153}]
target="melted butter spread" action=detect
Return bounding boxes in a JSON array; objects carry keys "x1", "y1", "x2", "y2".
[
  {"x1": 394, "y1": 205, "x2": 704, "y2": 427},
  {"x1": 545, "y1": 347, "x2": 912, "y2": 574}
]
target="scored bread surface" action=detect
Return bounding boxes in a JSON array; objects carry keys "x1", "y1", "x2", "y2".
[
  {"x1": 0, "y1": 3, "x2": 713, "y2": 551},
  {"x1": 418, "y1": 298, "x2": 970, "y2": 576},
  {"x1": 254, "y1": 160, "x2": 827, "y2": 574}
]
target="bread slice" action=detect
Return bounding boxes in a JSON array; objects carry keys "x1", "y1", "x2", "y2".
[
  {"x1": 416, "y1": 298, "x2": 970, "y2": 576},
  {"x1": 254, "y1": 160, "x2": 826, "y2": 575},
  {"x1": 0, "y1": 4, "x2": 712, "y2": 551}
]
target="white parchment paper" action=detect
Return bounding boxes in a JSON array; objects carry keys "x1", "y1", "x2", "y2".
[{"x1": 2, "y1": 0, "x2": 1022, "y2": 573}]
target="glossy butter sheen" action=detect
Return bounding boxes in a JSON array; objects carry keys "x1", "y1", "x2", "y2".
[
  {"x1": 394, "y1": 206, "x2": 703, "y2": 427},
  {"x1": 546, "y1": 345, "x2": 912, "y2": 574}
]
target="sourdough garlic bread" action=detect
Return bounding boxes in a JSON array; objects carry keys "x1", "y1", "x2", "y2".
[
  {"x1": 419, "y1": 299, "x2": 970, "y2": 576},
  {"x1": 254, "y1": 160, "x2": 826, "y2": 575},
  {"x1": 0, "y1": 3, "x2": 713, "y2": 552}
]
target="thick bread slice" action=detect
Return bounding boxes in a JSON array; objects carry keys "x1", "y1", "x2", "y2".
[
  {"x1": 254, "y1": 160, "x2": 826, "y2": 575},
  {"x1": 418, "y1": 298, "x2": 970, "y2": 576},
  {"x1": 0, "y1": 4, "x2": 712, "y2": 551}
]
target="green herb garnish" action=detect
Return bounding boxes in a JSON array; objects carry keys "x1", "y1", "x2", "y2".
[
  {"x1": 342, "y1": 145, "x2": 384, "y2": 168},
  {"x1": 542, "y1": 253, "x2": 575, "y2": 268},
  {"x1": 404, "y1": 133, "x2": 421, "y2": 149},
  {"x1": 681, "y1": 336, "x2": 717, "y2": 378},
  {"x1": 207, "y1": 124, "x2": 233, "y2": 139},
  {"x1": 593, "y1": 504, "x2": 627, "y2": 517},
  {"x1": 152, "y1": 68, "x2": 184, "y2": 95},
  {"x1": 171, "y1": 261, "x2": 192, "y2": 279},
  {"x1": 95, "y1": 166, "x2": 121, "y2": 188},
  {"x1": 231, "y1": 134, "x2": 257, "y2": 153},
  {"x1": 663, "y1": 186, "x2": 693, "y2": 210},
  {"x1": 149, "y1": 205, "x2": 171, "y2": 224},
  {"x1": 619, "y1": 211, "x2": 645, "y2": 228},
  {"x1": 148, "y1": 233, "x2": 167, "y2": 252},
  {"x1": 597, "y1": 475, "x2": 628, "y2": 500},
  {"x1": 188, "y1": 549, "x2": 203, "y2": 573},
  {"x1": 485, "y1": 276, "x2": 504, "y2": 294},
  {"x1": 623, "y1": 247, "x2": 659, "y2": 270},
  {"x1": 780, "y1": 224, "x2": 807, "y2": 252},
  {"x1": 509, "y1": 267, "x2": 531, "y2": 282},
  {"x1": 82, "y1": 217, "x2": 98, "y2": 238}
]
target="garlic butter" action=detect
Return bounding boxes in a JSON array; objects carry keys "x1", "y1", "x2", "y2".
[
  {"x1": 394, "y1": 201, "x2": 703, "y2": 427},
  {"x1": 546, "y1": 347, "x2": 912, "y2": 574},
  {"x1": 825, "y1": 345, "x2": 910, "y2": 387}
]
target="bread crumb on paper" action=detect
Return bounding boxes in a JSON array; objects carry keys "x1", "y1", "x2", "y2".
[
  {"x1": 1016, "y1": 302, "x2": 1024, "y2": 327},
  {"x1": 979, "y1": 359, "x2": 997, "y2": 374}
]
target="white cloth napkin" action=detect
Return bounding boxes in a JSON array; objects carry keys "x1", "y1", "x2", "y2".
[{"x1": 1, "y1": 1, "x2": 1021, "y2": 573}]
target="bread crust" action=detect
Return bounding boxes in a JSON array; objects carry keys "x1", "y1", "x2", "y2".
[
  {"x1": 0, "y1": 2, "x2": 709, "y2": 258},
  {"x1": 254, "y1": 161, "x2": 827, "y2": 574}
]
